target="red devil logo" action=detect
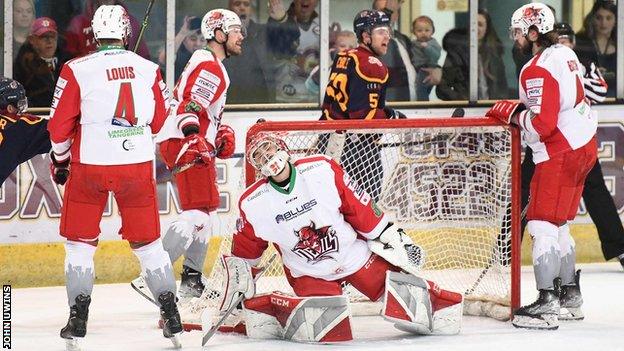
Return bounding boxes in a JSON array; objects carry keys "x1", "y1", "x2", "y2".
[
  {"x1": 523, "y1": 6, "x2": 542, "y2": 22},
  {"x1": 292, "y1": 221, "x2": 339, "y2": 263}
]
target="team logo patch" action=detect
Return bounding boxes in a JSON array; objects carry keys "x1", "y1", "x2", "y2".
[
  {"x1": 368, "y1": 56, "x2": 382, "y2": 67},
  {"x1": 292, "y1": 221, "x2": 339, "y2": 264}
]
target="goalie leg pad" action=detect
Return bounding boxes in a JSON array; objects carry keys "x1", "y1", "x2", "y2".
[
  {"x1": 243, "y1": 292, "x2": 353, "y2": 342},
  {"x1": 383, "y1": 272, "x2": 463, "y2": 335}
]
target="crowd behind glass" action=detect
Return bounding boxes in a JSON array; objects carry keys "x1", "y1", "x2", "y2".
[{"x1": 2, "y1": 0, "x2": 619, "y2": 108}]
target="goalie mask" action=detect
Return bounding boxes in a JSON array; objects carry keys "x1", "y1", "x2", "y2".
[
  {"x1": 509, "y1": 3, "x2": 555, "y2": 39},
  {"x1": 247, "y1": 134, "x2": 290, "y2": 178},
  {"x1": 91, "y1": 5, "x2": 131, "y2": 45}
]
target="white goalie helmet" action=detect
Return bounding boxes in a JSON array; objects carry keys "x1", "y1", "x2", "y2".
[
  {"x1": 91, "y1": 5, "x2": 131, "y2": 43},
  {"x1": 201, "y1": 9, "x2": 243, "y2": 41},
  {"x1": 247, "y1": 134, "x2": 290, "y2": 178},
  {"x1": 510, "y1": 2, "x2": 555, "y2": 37}
]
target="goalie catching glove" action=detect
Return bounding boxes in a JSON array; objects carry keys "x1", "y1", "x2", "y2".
[{"x1": 368, "y1": 223, "x2": 425, "y2": 276}]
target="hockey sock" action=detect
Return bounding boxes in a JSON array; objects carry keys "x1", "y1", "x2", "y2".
[
  {"x1": 181, "y1": 211, "x2": 212, "y2": 272},
  {"x1": 64, "y1": 240, "x2": 97, "y2": 307},
  {"x1": 162, "y1": 209, "x2": 210, "y2": 264},
  {"x1": 558, "y1": 223, "x2": 576, "y2": 286},
  {"x1": 182, "y1": 223, "x2": 212, "y2": 272},
  {"x1": 133, "y1": 239, "x2": 176, "y2": 305},
  {"x1": 528, "y1": 220, "x2": 561, "y2": 290}
]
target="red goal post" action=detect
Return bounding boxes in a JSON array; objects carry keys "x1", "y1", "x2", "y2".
[{"x1": 232, "y1": 117, "x2": 521, "y2": 318}]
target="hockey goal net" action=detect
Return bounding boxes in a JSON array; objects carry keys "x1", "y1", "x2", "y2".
[{"x1": 206, "y1": 117, "x2": 521, "y2": 319}]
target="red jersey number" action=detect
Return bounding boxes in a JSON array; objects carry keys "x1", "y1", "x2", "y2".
[{"x1": 114, "y1": 82, "x2": 137, "y2": 126}]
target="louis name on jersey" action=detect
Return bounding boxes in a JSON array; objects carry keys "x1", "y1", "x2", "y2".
[
  {"x1": 48, "y1": 48, "x2": 170, "y2": 165},
  {"x1": 518, "y1": 44, "x2": 597, "y2": 164},
  {"x1": 233, "y1": 155, "x2": 389, "y2": 281}
]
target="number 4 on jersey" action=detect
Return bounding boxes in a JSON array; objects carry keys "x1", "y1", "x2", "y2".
[{"x1": 114, "y1": 82, "x2": 136, "y2": 126}]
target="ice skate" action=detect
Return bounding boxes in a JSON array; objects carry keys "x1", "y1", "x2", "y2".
[
  {"x1": 60, "y1": 294, "x2": 91, "y2": 351},
  {"x1": 512, "y1": 278, "x2": 560, "y2": 330},
  {"x1": 560, "y1": 270, "x2": 584, "y2": 320},
  {"x1": 158, "y1": 291, "x2": 183, "y2": 348}
]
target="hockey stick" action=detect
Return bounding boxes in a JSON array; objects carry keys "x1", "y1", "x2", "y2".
[
  {"x1": 201, "y1": 253, "x2": 278, "y2": 346},
  {"x1": 133, "y1": 0, "x2": 156, "y2": 53}
]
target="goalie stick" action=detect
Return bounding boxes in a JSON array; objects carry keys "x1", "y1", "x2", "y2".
[{"x1": 201, "y1": 253, "x2": 277, "y2": 346}]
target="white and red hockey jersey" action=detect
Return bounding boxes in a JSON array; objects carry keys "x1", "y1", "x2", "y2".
[
  {"x1": 233, "y1": 155, "x2": 389, "y2": 281},
  {"x1": 155, "y1": 49, "x2": 229, "y2": 148},
  {"x1": 48, "y1": 47, "x2": 170, "y2": 165},
  {"x1": 518, "y1": 44, "x2": 597, "y2": 164}
]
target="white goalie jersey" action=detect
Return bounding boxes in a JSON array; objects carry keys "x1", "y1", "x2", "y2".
[{"x1": 232, "y1": 155, "x2": 389, "y2": 281}]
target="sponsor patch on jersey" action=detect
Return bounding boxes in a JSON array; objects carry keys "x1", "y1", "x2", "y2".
[
  {"x1": 50, "y1": 97, "x2": 59, "y2": 109},
  {"x1": 53, "y1": 87, "x2": 63, "y2": 98},
  {"x1": 235, "y1": 217, "x2": 244, "y2": 232},
  {"x1": 567, "y1": 60, "x2": 579, "y2": 72},
  {"x1": 371, "y1": 201, "x2": 382, "y2": 217},
  {"x1": 191, "y1": 85, "x2": 215, "y2": 104},
  {"x1": 525, "y1": 78, "x2": 544, "y2": 88},
  {"x1": 526, "y1": 87, "x2": 543, "y2": 98},
  {"x1": 275, "y1": 199, "x2": 317, "y2": 223},
  {"x1": 291, "y1": 221, "x2": 339, "y2": 264},
  {"x1": 56, "y1": 77, "x2": 68, "y2": 89},
  {"x1": 368, "y1": 56, "x2": 383, "y2": 67},
  {"x1": 199, "y1": 70, "x2": 221, "y2": 89}
]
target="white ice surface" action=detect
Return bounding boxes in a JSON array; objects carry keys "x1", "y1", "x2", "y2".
[{"x1": 10, "y1": 263, "x2": 624, "y2": 351}]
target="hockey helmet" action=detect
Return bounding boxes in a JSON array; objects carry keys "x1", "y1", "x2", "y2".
[
  {"x1": 554, "y1": 22, "x2": 575, "y2": 44},
  {"x1": 0, "y1": 77, "x2": 28, "y2": 113},
  {"x1": 510, "y1": 3, "x2": 555, "y2": 38},
  {"x1": 201, "y1": 9, "x2": 243, "y2": 41},
  {"x1": 91, "y1": 5, "x2": 132, "y2": 44},
  {"x1": 247, "y1": 134, "x2": 290, "y2": 178},
  {"x1": 353, "y1": 10, "x2": 391, "y2": 41}
]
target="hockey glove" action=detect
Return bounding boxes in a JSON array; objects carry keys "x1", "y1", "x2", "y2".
[
  {"x1": 385, "y1": 107, "x2": 407, "y2": 119},
  {"x1": 485, "y1": 100, "x2": 525, "y2": 124},
  {"x1": 368, "y1": 223, "x2": 425, "y2": 276},
  {"x1": 583, "y1": 62, "x2": 607, "y2": 104},
  {"x1": 174, "y1": 134, "x2": 214, "y2": 170},
  {"x1": 215, "y1": 124, "x2": 236, "y2": 159},
  {"x1": 50, "y1": 152, "x2": 70, "y2": 185}
]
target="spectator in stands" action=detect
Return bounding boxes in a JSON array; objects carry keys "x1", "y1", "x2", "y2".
[
  {"x1": 156, "y1": 16, "x2": 205, "y2": 82},
  {"x1": 13, "y1": 17, "x2": 65, "y2": 107},
  {"x1": 305, "y1": 30, "x2": 357, "y2": 95},
  {"x1": 411, "y1": 16, "x2": 441, "y2": 101},
  {"x1": 64, "y1": 0, "x2": 150, "y2": 59},
  {"x1": 13, "y1": 0, "x2": 36, "y2": 60},
  {"x1": 224, "y1": 0, "x2": 276, "y2": 104},
  {"x1": 437, "y1": 9, "x2": 507, "y2": 100},
  {"x1": 372, "y1": 0, "x2": 417, "y2": 101},
  {"x1": 267, "y1": 0, "x2": 319, "y2": 103},
  {"x1": 576, "y1": 0, "x2": 617, "y2": 97}
]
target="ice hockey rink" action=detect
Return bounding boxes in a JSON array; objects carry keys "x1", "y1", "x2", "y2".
[{"x1": 7, "y1": 262, "x2": 623, "y2": 351}]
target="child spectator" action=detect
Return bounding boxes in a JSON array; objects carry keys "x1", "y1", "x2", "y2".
[{"x1": 411, "y1": 15, "x2": 441, "y2": 101}]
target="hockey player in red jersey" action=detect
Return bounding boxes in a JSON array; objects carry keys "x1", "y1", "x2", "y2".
[
  {"x1": 320, "y1": 9, "x2": 404, "y2": 201},
  {"x1": 47, "y1": 5, "x2": 182, "y2": 347},
  {"x1": 486, "y1": 3, "x2": 597, "y2": 330},
  {"x1": 130, "y1": 9, "x2": 241, "y2": 313},
  {"x1": 215, "y1": 134, "x2": 463, "y2": 342}
]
